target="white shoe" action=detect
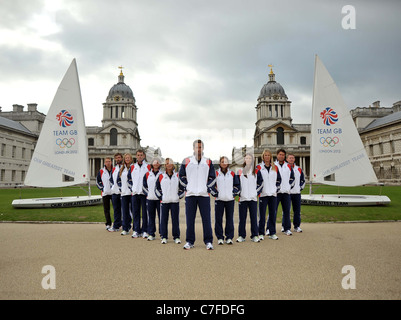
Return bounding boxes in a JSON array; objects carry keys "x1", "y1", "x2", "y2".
[
  {"x1": 132, "y1": 231, "x2": 140, "y2": 238},
  {"x1": 174, "y1": 238, "x2": 181, "y2": 244},
  {"x1": 147, "y1": 235, "x2": 155, "y2": 241},
  {"x1": 183, "y1": 242, "x2": 194, "y2": 250},
  {"x1": 105, "y1": 225, "x2": 111, "y2": 230},
  {"x1": 226, "y1": 239, "x2": 233, "y2": 245},
  {"x1": 259, "y1": 235, "x2": 264, "y2": 241},
  {"x1": 269, "y1": 234, "x2": 279, "y2": 240},
  {"x1": 266, "y1": 229, "x2": 270, "y2": 236},
  {"x1": 294, "y1": 227, "x2": 303, "y2": 233},
  {"x1": 236, "y1": 236, "x2": 245, "y2": 243},
  {"x1": 217, "y1": 239, "x2": 224, "y2": 245},
  {"x1": 206, "y1": 242, "x2": 214, "y2": 250},
  {"x1": 283, "y1": 230, "x2": 293, "y2": 236},
  {"x1": 108, "y1": 227, "x2": 119, "y2": 232},
  {"x1": 161, "y1": 238, "x2": 167, "y2": 244},
  {"x1": 251, "y1": 236, "x2": 260, "y2": 243},
  {"x1": 281, "y1": 226, "x2": 285, "y2": 232},
  {"x1": 121, "y1": 230, "x2": 130, "y2": 235},
  {"x1": 142, "y1": 232, "x2": 149, "y2": 239}
]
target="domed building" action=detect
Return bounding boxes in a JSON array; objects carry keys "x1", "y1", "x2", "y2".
[
  {"x1": 86, "y1": 68, "x2": 159, "y2": 178},
  {"x1": 232, "y1": 65, "x2": 311, "y2": 176}
]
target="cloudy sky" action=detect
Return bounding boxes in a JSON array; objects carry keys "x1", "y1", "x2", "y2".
[{"x1": 1, "y1": 0, "x2": 400, "y2": 161}]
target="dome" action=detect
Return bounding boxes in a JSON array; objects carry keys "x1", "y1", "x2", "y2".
[
  {"x1": 106, "y1": 72, "x2": 135, "y2": 101},
  {"x1": 258, "y1": 70, "x2": 287, "y2": 100}
]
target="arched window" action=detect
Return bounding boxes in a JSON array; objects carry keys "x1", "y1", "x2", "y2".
[
  {"x1": 110, "y1": 128, "x2": 118, "y2": 146},
  {"x1": 277, "y1": 127, "x2": 284, "y2": 145}
]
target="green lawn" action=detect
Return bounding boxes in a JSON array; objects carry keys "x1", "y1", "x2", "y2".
[{"x1": 0, "y1": 184, "x2": 399, "y2": 223}]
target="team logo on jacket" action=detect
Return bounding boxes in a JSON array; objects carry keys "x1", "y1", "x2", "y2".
[
  {"x1": 56, "y1": 110, "x2": 74, "y2": 127},
  {"x1": 320, "y1": 107, "x2": 338, "y2": 126}
]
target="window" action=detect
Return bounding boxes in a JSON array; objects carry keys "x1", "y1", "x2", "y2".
[
  {"x1": 115, "y1": 106, "x2": 119, "y2": 118},
  {"x1": 121, "y1": 106, "x2": 125, "y2": 118},
  {"x1": 110, "y1": 128, "x2": 118, "y2": 146},
  {"x1": 300, "y1": 136, "x2": 306, "y2": 145},
  {"x1": 276, "y1": 127, "x2": 284, "y2": 145},
  {"x1": 88, "y1": 138, "x2": 94, "y2": 146}
]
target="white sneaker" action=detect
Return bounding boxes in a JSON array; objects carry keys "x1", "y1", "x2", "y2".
[
  {"x1": 174, "y1": 238, "x2": 181, "y2": 244},
  {"x1": 251, "y1": 236, "x2": 260, "y2": 243},
  {"x1": 142, "y1": 232, "x2": 149, "y2": 239},
  {"x1": 236, "y1": 236, "x2": 246, "y2": 242},
  {"x1": 121, "y1": 230, "x2": 130, "y2": 235},
  {"x1": 217, "y1": 239, "x2": 224, "y2": 245},
  {"x1": 266, "y1": 229, "x2": 270, "y2": 236},
  {"x1": 259, "y1": 235, "x2": 264, "y2": 241},
  {"x1": 206, "y1": 242, "x2": 214, "y2": 250},
  {"x1": 226, "y1": 239, "x2": 233, "y2": 245},
  {"x1": 269, "y1": 234, "x2": 279, "y2": 240},
  {"x1": 294, "y1": 227, "x2": 303, "y2": 233},
  {"x1": 283, "y1": 230, "x2": 293, "y2": 236},
  {"x1": 183, "y1": 242, "x2": 194, "y2": 250},
  {"x1": 105, "y1": 225, "x2": 111, "y2": 230},
  {"x1": 132, "y1": 231, "x2": 140, "y2": 238},
  {"x1": 281, "y1": 226, "x2": 285, "y2": 232},
  {"x1": 108, "y1": 227, "x2": 119, "y2": 232},
  {"x1": 147, "y1": 235, "x2": 155, "y2": 241},
  {"x1": 161, "y1": 238, "x2": 167, "y2": 244}
]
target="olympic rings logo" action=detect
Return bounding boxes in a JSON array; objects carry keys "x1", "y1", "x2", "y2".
[
  {"x1": 56, "y1": 138, "x2": 76, "y2": 148},
  {"x1": 320, "y1": 136, "x2": 339, "y2": 147}
]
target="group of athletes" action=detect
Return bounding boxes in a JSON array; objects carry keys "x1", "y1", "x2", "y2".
[{"x1": 96, "y1": 139, "x2": 305, "y2": 250}]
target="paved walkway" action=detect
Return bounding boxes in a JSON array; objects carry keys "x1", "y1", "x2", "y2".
[{"x1": 1, "y1": 220, "x2": 400, "y2": 300}]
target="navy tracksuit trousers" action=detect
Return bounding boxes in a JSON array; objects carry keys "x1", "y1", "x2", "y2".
[
  {"x1": 160, "y1": 202, "x2": 180, "y2": 240},
  {"x1": 238, "y1": 200, "x2": 258, "y2": 239},
  {"x1": 185, "y1": 196, "x2": 213, "y2": 245},
  {"x1": 111, "y1": 193, "x2": 122, "y2": 229},
  {"x1": 132, "y1": 194, "x2": 147, "y2": 234},
  {"x1": 276, "y1": 193, "x2": 291, "y2": 231},
  {"x1": 214, "y1": 200, "x2": 234, "y2": 241},
  {"x1": 290, "y1": 193, "x2": 301, "y2": 228},
  {"x1": 259, "y1": 196, "x2": 277, "y2": 236},
  {"x1": 121, "y1": 195, "x2": 132, "y2": 232},
  {"x1": 147, "y1": 199, "x2": 160, "y2": 237}
]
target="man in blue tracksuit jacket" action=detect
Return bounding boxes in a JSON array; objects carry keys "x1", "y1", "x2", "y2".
[{"x1": 179, "y1": 139, "x2": 217, "y2": 250}]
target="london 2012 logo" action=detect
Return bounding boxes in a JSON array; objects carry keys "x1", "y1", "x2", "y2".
[
  {"x1": 320, "y1": 107, "x2": 338, "y2": 126},
  {"x1": 56, "y1": 110, "x2": 74, "y2": 127}
]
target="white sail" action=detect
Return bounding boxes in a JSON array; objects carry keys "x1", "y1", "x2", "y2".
[
  {"x1": 310, "y1": 55, "x2": 378, "y2": 186},
  {"x1": 24, "y1": 59, "x2": 89, "y2": 187}
]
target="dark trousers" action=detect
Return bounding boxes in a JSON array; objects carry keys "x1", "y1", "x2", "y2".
[
  {"x1": 214, "y1": 200, "x2": 234, "y2": 240},
  {"x1": 147, "y1": 199, "x2": 160, "y2": 237},
  {"x1": 111, "y1": 194, "x2": 122, "y2": 229},
  {"x1": 132, "y1": 194, "x2": 147, "y2": 234},
  {"x1": 238, "y1": 200, "x2": 258, "y2": 239},
  {"x1": 276, "y1": 193, "x2": 291, "y2": 231},
  {"x1": 290, "y1": 193, "x2": 302, "y2": 228},
  {"x1": 185, "y1": 196, "x2": 213, "y2": 245},
  {"x1": 102, "y1": 195, "x2": 112, "y2": 226},
  {"x1": 259, "y1": 196, "x2": 277, "y2": 235},
  {"x1": 160, "y1": 202, "x2": 180, "y2": 240},
  {"x1": 121, "y1": 195, "x2": 132, "y2": 232}
]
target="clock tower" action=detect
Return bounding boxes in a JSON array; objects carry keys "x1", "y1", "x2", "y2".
[{"x1": 102, "y1": 66, "x2": 138, "y2": 130}]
